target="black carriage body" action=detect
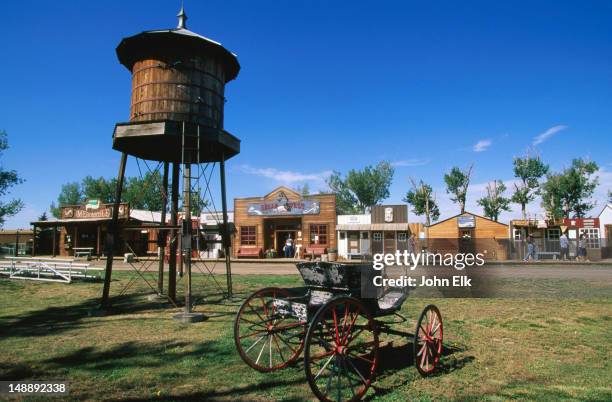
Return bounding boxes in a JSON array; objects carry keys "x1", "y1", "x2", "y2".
[{"x1": 275, "y1": 262, "x2": 407, "y2": 322}]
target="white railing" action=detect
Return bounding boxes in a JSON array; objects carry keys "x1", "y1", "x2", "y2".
[{"x1": 0, "y1": 257, "x2": 103, "y2": 284}]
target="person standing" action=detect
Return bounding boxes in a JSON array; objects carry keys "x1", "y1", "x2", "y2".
[
  {"x1": 559, "y1": 231, "x2": 569, "y2": 261},
  {"x1": 284, "y1": 236, "x2": 294, "y2": 258}
]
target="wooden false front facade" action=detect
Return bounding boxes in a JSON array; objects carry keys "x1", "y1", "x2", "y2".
[
  {"x1": 233, "y1": 187, "x2": 337, "y2": 258},
  {"x1": 30, "y1": 203, "x2": 160, "y2": 258},
  {"x1": 427, "y1": 212, "x2": 509, "y2": 260}
]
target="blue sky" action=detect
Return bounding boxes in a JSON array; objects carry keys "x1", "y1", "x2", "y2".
[{"x1": 1, "y1": 0, "x2": 611, "y2": 228}]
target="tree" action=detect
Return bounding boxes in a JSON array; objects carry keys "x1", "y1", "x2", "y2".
[
  {"x1": 81, "y1": 176, "x2": 117, "y2": 203},
  {"x1": 326, "y1": 161, "x2": 394, "y2": 214},
  {"x1": 477, "y1": 180, "x2": 512, "y2": 221},
  {"x1": 511, "y1": 151, "x2": 549, "y2": 220},
  {"x1": 38, "y1": 212, "x2": 48, "y2": 221},
  {"x1": 608, "y1": 190, "x2": 612, "y2": 204},
  {"x1": 294, "y1": 183, "x2": 310, "y2": 196},
  {"x1": 326, "y1": 171, "x2": 359, "y2": 214},
  {"x1": 50, "y1": 182, "x2": 82, "y2": 218},
  {"x1": 444, "y1": 165, "x2": 473, "y2": 213},
  {"x1": 51, "y1": 171, "x2": 168, "y2": 217},
  {"x1": 0, "y1": 131, "x2": 24, "y2": 227},
  {"x1": 403, "y1": 178, "x2": 440, "y2": 226},
  {"x1": 123, "y1": 172, "x2": 165, "y2": 211},
  {"x1": 541, "y1": 158, "x2": 599, "y2": 219}
]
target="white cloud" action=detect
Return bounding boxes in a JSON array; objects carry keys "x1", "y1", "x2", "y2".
[
  {"x1": 391, "y1": 159, "x2": 430, "y2": 167},
  {"x1": 473, "y1": 139, "x2": 492, "y2": 152},
  {"x1": 237, "y1": 165, "x2": 332, "y2": 185},
  {"x1": 533, "y1": 125, "x2": 567, "y2": 145}
]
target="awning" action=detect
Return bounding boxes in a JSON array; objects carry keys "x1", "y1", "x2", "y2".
[
  {"x1": 31, "y1": 218, "x2": 127, "y2": 227},
  {"x1": 336, "y1": 223, "x2": 410, "y2": 231}
]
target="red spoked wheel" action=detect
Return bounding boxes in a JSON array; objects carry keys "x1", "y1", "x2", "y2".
[
  {"x1": 234, "y1": 287, "x2": 306, "y2": 372},
  {"x1": 304, "y1": 297, "x2": 379, "y2": 402},
  {"x1": 414, "y1": 304, "x2": 443, "y2": 376}
]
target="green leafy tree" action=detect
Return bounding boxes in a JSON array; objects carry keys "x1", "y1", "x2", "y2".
[
  {"x1": 444, "y1": 165, "x2": 473, "y2": 214},
  {"x1": 477, "y1": 180, "x2": 512, "y2": 221},
  {"x1": 50, "y1": 182, "x2": 82, "y2": 218},
  {"x1": 0, "y1": 131, "x2": 24, "y2": 227},
  {"x1": 38, "y1": 212, "x2": 48, "y2": 221},
  {"x1": 326, "y1": 161, "x2": 394, "y2": 214},
  {"x1": 294, "y1": 183, "x2": 310, "y2": 196},
  {"x1": 541, "y1": 158, "x2": 599, "y2": 218},
  {"x1": 123, "y1": 172, "x2": 165, "y2": 211},
  {"x1": 81, "y1": 176, "x2": 117, "y2": 203},
  {"x1": 511, "y1": 151, "x2": 549, "y2": 220},
  {"x1": 403, "y1": 178, "x2": 439, "y2": 226},
  {"x1": 326, "y1": 171, "x2": 359, "y2": 214}
]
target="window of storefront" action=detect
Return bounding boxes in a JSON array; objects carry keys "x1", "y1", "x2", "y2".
[
  {"x1": 373, "y1": 232, "x2": 382, "y2": 241},
  {"x1": 547, "y1": 228, "x2": 560, "y2": 239},
  {"x1": 310, "y1": 224, "x2": 328, "y2": 244},
  {"x1": 513, "y1": 228, "x2": 523, "y2": 240},
  {"x1": 579, "y1": 228, "x2": 600, "y2": 248},
  {"x1": 240, "y1": 226, "x2": 256, "y2": 245},
  {"x1": 361, "y1": 232, "x2": 369, "y2": 240},
  {"x1": 398, "y1": 232, "x2": 407, "y2": 242}
]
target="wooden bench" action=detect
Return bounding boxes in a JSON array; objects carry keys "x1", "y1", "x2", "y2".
[
  {"x1": 305, "y1": 246, "x2": 327, "y2": 259},
  {"x1": 537, "y1": 251, "x2": 560, "y2": 260},
  {"x1": 73, "y1": 247, "x2": 94, "y2": 259},
  {"x1": 237, "y1": 247, "x2": 263, "y2": 258}
]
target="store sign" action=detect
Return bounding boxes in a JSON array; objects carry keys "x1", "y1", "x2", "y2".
[
  {"x1": 457, "y1": 215, "x2": 475, "y2": 228},
  {"x1": 384, "y1": 207, "x2": 394, "y2": 222},
  {"x1": 61, "y1": 203, "x2": 129, "y2": 220},
  {"x1": 247, "y1": 194, "x2": 320, "y2": 216},
  {"x1": 85, "y1": 198, "x2": 101, "y2": 211}
]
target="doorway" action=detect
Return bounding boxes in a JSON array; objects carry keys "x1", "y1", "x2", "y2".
[{"x1": 276, "y1": 230, "x2": 297, "y2": 257}]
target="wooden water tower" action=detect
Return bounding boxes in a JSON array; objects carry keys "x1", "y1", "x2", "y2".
[{"x1": 99, "y1": 6, "x2": 240, "y2": 322}]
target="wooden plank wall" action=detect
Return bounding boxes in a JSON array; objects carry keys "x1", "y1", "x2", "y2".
[{"x1": 233, "y1": 188, "x2": 337, "y2": 256}]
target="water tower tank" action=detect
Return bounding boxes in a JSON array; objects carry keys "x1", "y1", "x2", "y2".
[{"x1": 112, "y1": 8, "x2": 241, "y2": 163}]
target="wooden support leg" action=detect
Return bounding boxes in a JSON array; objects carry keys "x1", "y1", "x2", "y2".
[
  {"x1": 168, "y1": 163, "x2": 180, "y2": 303},
  {"x1": 220, "y1": 154, "x2": 233, "y2": 299},
  {"x1": 100, "y1": 152, "x2": 127, "y2": 309}
]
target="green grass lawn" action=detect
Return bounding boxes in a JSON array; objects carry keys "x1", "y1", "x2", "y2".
[{"x1": 0, "y1": 272, "x2": 611, "y2": 401}]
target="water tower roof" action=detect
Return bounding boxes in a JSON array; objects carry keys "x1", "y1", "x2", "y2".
[{"x1": 116, "y1": 23, "x2": 240, "y2": 82}]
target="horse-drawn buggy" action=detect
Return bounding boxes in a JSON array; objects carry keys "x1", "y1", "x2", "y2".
[{"x1": 234, "y1": 262, "x2": 444, "y2": 401}]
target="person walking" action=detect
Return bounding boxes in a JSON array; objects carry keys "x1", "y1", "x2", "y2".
[
  {"x1": 577, "y1": 234, "x2": 588, "y2": 262},
  {"x1": 523, "y1": 235, "x2": 538, "y2": 262},
  {"x1": 407, "y1": 233, "x2": 416, "y2": 255},
  {"x1": 559, "y1": 231, "x2": 569, "y2": 261}
]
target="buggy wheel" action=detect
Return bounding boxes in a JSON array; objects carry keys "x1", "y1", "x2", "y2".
[
  {"x1": 304, "y1": 297, "x2": 378, "y2": 402},
  {"x1": 234, "y1": 287, "x2": 305, "y2": 372},
  {"x1": 414, "y1": 304, "x2": 443, "y2": 376}
]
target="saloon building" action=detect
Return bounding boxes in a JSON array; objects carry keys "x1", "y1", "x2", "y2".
[{"x1": 233, "y1": 186, "x2": 336, "y2": 258}]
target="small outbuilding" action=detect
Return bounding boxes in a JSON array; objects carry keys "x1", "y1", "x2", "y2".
[{"x1": 427, "y1": 212, "x2": 509, "y2": 260}]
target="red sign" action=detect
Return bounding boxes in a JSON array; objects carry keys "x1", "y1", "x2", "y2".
[{"x1": 562, "y1": 218, "x2": 599, "y2": 228}]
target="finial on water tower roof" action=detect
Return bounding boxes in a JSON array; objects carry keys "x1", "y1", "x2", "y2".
[{"x1": 177, "y1": 1, "x2": 188, "y2": 29}]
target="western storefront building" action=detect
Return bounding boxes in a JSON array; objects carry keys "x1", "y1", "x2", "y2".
[
  {"x1": 31, "y1": 201, "x2": 161, "y2": 257},
  {"x1": 336, "y1": 205, "x2": 419, "y2": 259},
  {"x1": 233, "y1": 187, "x2": 336, "y2": 258},
  {"x1": 427, "y1": 212, "x2": 509, "y2": 260}
]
